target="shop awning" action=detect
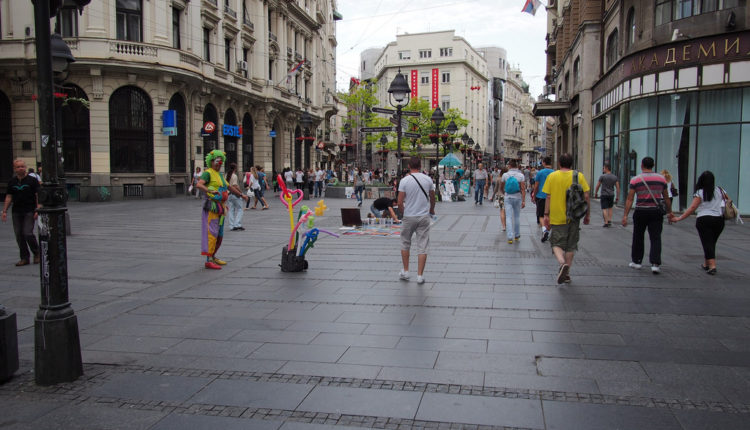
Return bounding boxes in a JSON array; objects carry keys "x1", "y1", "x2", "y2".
[{"x1": 532, "y1": 101, "x2": 570, "y2": 117}]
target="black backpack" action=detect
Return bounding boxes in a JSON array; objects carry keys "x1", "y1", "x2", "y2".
[{"x1": 566, "y1": 170, "x2": 588, "y2": 222}]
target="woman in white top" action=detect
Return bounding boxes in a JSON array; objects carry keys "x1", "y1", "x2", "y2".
[{"x1": 669, "y1": 171, "x2": 725, "y2": 275}]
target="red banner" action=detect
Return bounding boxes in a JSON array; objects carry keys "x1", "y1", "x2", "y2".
[
  {"x1": 410, "y1": 70, "x2": 418, "y2": 100},
  {"x1": 431, "y1": 68, "x2": 439, "y2": 108}
]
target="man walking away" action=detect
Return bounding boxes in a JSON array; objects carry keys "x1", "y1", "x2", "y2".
[
  {"x1": 500, "y1": 160, "x2": 526, "y2": 244},
  {"x1": 2, "y1": 159, "x2": 41, "y2": 266},
  {"x1": 473, "y1": 163, "x2": 488, "y2": 205},
  {"x1": 314, "y1": 166, "x2": 325, "y2": 198},
  {"x1": 397, "y1": 157, "x2": 436, "y2": 284},
  {"x1": 621, "y1": 156, "x2": 672, "y2": 274},
  {"x1": 533, "y1": 156, "x2": 554, "y2": 242},
  {"x1": 542, "y1": 154, "x2": 591, "y2": 284},
  {"x1": 594, "y1": 163, "x2": 620, "y2": 227}
]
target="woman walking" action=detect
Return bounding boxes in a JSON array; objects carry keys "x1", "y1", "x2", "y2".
[
  {"x1": 244, "y1": 166, "x2": 261, "y2": 209},
  {"x1": 669, "y1": 171, "x2": 725, "y2": 275},
  {"x1": 353, "y1": 167, "x2": 365, "y2": 207}
]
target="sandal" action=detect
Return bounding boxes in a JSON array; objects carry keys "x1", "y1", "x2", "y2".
[
  {"x1": 706, "y1": 268, "x2": 717, "y2": 275},
  {"x1": 701, "y1": 264, "x2": 709, "y2": 271}
]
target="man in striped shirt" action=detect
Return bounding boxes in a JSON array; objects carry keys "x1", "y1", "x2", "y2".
[{"x1": 621, "y1": 156, "x2": 672, "y2": 274}]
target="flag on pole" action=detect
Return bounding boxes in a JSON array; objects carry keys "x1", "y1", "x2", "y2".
[
  {"x1": 285, "y1": 60, "x2": 305, "y2": 86},
  {"x1": 521, "y1": 0, "x2": 542, "y2": 15}
]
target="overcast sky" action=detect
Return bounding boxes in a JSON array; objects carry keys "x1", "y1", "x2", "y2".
[{"x1": 334, "y1": 0, "x2": 549, "y2": 97}]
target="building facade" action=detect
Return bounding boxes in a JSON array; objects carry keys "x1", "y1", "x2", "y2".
[
  {"x1": 503, "y1": 68, "x2": 542, "y2": 163},
  {"x1": 365, "y1": 31, "x2": 490, "y2": 165},
  {"x1": 476, "y1": 46, "x2": 508, "y2": 164},
  {"x1": 0, "y1": 0, "x2": 341, "y2": 200},
  {"x1": 536, "y1": 0, "x2": 749, "y2": 213}
]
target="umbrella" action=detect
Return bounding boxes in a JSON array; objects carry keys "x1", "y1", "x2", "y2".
[{"x1": 439, "y1": 152, "x2": 463, "y2": 167}]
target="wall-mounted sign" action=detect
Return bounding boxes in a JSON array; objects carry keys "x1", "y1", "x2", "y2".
[
  {"x1": 222, "y1": 124, "x2": 242, "y2": 137},
  {"x1": 203, "y1": 121, "x2": 216, "y2": 133},
  {"x1": 269, "y1": 130, "x2": 277, "y2": 138},
  {"x1": 162, "y1": 110, "x2": 177, "y2": 136}
]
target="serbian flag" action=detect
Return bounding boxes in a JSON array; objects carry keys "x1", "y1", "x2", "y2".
[
  {"x1": 521, "y1": 0, "x2": 542, "y2": 15},
  {"x1": 286, "y1": 60, "x2": 305, "y2": 85}
]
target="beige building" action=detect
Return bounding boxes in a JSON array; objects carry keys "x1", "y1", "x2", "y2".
[
  {"x1": 364, "y1": 30, "x2": 489, "y2": 166},
  {"x1": 0, "y1": 0, "x2": 341, "y2": 200},
  {"x1": 502, "y1": 67, "x2": 541, "y2": 163}
]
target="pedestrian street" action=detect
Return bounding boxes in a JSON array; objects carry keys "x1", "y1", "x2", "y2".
[{"x1": 1, "y1": 195, "x2": 749, "y2": 429}]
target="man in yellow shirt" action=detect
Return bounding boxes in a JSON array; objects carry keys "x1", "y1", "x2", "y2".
[{"x1": 542, "y1": 154, "x2": 591, "y2": 284}]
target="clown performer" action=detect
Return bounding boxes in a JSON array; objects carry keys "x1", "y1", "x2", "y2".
[{"x1": 195, "y1": 150, "x2": 230, "y2": 269}]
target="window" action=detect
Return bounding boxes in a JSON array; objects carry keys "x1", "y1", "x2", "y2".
[
  {"x1": 109, "y1": 86, "x2": 153, "y2": 173},
  {"x1": 172, "y1": 8, "x2": 181, "y2": 49},
  {"x1": 572, "y1": 57, "x2": 580, "y2": 85},
  {"x1": 655, "y1": 0, "x2": 672, "y2": 25},
  {"x1": 419, "y1": 49, "x2": 432, "y2": 59},
  {"x1": 605, "y1": 29, "x2": 619, "y2": 70},
  {"x1": 656, "y1": 0, "x2": 737, "y2": 25},
  {"x1": 225, "y1": 38, "x2": 231, "y2": 71},
  {"x1": 421, "y1": 96, "x2": 429, "y2": 102},
  {"x1": 55, "y1": 6, "x2": 78, "y2": 37},
  {"x1": 203, "y1": 28, "x2": 211, "y2": 62},
  {"x1": 626, "y1": 8, "x2": 635, "y2": 49},
  {"x1": 441, "y1": 96, "x2": 450, "y2": 111},
  {"x1": 439, "y1": 47, "x2": 452, "y2": 57},
  {"x1": 421, "y1": 73, "x2": 429, "y2": 85},
  {"x1": 398, "y1": 51, "x2": 411, "y2": 60},
  {"x1": 442, "y1": 72, "x2": 450, "y2": 84},
  {"x1": 116, "y1": 0, "x2": 142, "y2": 42}
]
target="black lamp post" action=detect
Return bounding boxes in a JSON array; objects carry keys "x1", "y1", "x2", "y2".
[
  {"x1": 468, "y1": 138, "x2": 475, "y2": 171},
  {"x1": 430, "y1": 107, "x2": 445, "y2": 185},
  {"x1": 32, "y1": 0, "x2": 91, "y2": 386},
  {"x1": 474, "y1": 142, "x2": 482, "y2": 172},
  {"x1": 442, "y1": 120, "x2": 457, "y2": 178},
  {"x1": 387, "y1": 69, "x2": 411, "y2": 176},
  {"x1": 300, "y1": 110, "x2": 312, "y2": 169},
  {"x1": 379, "y1": 134, "x2": 388, "y2": 176}
]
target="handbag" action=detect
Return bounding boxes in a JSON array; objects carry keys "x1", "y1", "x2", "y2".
[
  {"x1": 720, "y1": 187, "x2": 738, "y2": 220},
  {"x1": 639, "y1": 175, "x2": 668, "y2": 216},
  {"x1": 670, "y1": 184, "x2": 678, "y2": 197}
]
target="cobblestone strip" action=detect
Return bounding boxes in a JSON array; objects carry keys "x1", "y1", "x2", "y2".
[{"x1": 3, "y1": 362, "x2": 748, "y2": 415}]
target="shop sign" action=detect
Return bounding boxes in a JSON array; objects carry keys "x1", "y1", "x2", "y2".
[{"x1": 222, "y1": 124, "x2": 242, "y2": 137}]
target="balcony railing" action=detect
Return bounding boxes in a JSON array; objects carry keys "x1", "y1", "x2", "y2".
[
  {"x1": 243, "y1": 17, "x2": 254, "y2": 30},
  {"x1": 110, "y1": 41, "x2": 158, "y2": 57},
  {"x1": 224, "y1": 5, "x2": 236, "y2": 19},
  {"x1": 204, "y1": 0, "x2": 218, "y2": 7}
]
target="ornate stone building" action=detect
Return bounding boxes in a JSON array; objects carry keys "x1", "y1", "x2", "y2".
[{"x1": 0, "y1": 0, "x2": 340, "y2": 200}]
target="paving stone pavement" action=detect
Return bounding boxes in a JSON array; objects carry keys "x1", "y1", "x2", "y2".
[{"x1": 1, "y1": 191, "x2": 749, "y2": 429}]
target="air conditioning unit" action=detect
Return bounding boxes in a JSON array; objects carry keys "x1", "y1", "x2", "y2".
[{"x1": 238, "y1": 60, "x2": 248, "y2": 71}]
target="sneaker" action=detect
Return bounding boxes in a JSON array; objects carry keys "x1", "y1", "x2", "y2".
[
  {"x1": 541, "y1": 230, "x2": 550, "y2": 243},
  {"x1": 514, "y1": 236, "x2": 521, "y2": 241},
  {"x1": 628, "y1": 262, "x2": 642, "y2": 270},
  {"x1": 212, "y1": 257, "x2": 227, "y2": 266},
  {"x1": 651, "y1": 265, "x2": 661, "y2": 274},
  {"x1": 205, "y1": 261, "x2": 222, "y2": 270},
  {"x1": 563, "y1": 275, "x2": 571, "y2": 283},
  {"x1": 416, "y1": 275, "x2": 425, "y2": 284},
  {"x1": 603, "y1": 223, "x2": 610, "y2": 228},
  {"x1": 556, "y1": 264, "x2": 570, "y2": 284},
  {"x1": 508, "y1": 239, "x2": 514, "y2": 244},
  {"x1": 399, "y1": 270, "x2": 410, "y2": 281}
]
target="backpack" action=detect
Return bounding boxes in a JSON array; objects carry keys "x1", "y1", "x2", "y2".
[
  {"x1": 504, "y1": 175, "x2": 520, "y2": 194},
  {"x1": 566, "y1": 170, "x2": 588, "y2": 222}
]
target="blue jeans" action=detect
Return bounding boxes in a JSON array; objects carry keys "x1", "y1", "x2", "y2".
[
  {"x1": 505, "y1": 196, "x2": 522, "y2": 240},
  {"x1": 370, "y1": 204, "x2": 384, "y2": 218},
  {"x1": 226, "y1": 195, "x2": 243, "y2": 229},
  {"x1": 314, "y1": 181, "x2": 323, "y2": 197},
  {"x1": 355, "y1": 185, "x2": 364, "y2": 203},
  {"x1": 475, "y1": 180, "x2": 486, "y2": 203}
]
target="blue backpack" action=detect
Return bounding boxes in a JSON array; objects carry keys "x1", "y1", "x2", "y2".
[{"x1": 504, "y1": 176, "x2": 520, "y2": 194}]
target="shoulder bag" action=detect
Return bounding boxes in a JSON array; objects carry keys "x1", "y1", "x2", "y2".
[
  {"x1": 719, "y1": 187, "x2": 738, "y2": 220},
  {"x1": 409, "y1": 174, "x2": 430, "y2": 202},
  {"x1": 639, "y1": 175, "x2": 668, "y2": 216}
]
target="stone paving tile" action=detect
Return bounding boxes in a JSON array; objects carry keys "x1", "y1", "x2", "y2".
[
  {"x1": 336, "y1": 311, "x2": 415, "y2": 325},
  {"x1": 416, "y1": 392, "x2": 544, "y2": 428},
  {"x1": 377, "y1": 367, "x2": 485, "y2": 386},
  {"x1": 339, "y1": 347, "x2": 439, "y2": 369},
  {"x1": 673, "y1": 409, "x2": 750, "y2": 430},
  {"x1": 87, "y1": 373, "x2": 210, "y2": 403},
  {"x1": 445, "y1": 327, "x2": 532, "y2": 342},
  {"x1": 86, "y1": 335, "x2": 183, "y2": 354},
  {"x1": 231, "y1": 329, "x2": 319, "y2": 344},
  {"x1": 279, "y1": 423, "x2": 363, "y2": 430},
  {"x1": 490, "y1": 317, "x2": 574, "y2": 331},
  {"x1": 150, "y1": 414, "x2": 281, "y2": 430},
  {"x1": 542, "y1": 400, "x2": 683, "y2": 430},
  {"x1": 286, "y1": 321, "x2": 368, "y2": 334},
  {"x1": 484, "y1": 372, "x2": 600, "y2": 394},
  {"x1": 250, "y1": 343, "x2": 348, "y2": 363},
  {"x1": 164, "y1": 339, "x2": 263, "y2": 358},
  {"x1": 363, "y1": 323, "x2": 448, "y2": 338},
  {"x1": 264, "y1": 309, "x2": 345, "y2": 323},
  {"x1": 187, "y1": 357, "x2": 287, "y2": 373},
  {"x1": 21, "y1": 403, "x2": 168, "y2": 430},
  {"x1": 435, "y1": 351, "x2": 537, "y2": 375},
  {"x1": 487, "y1": 340, "x2": 585, "y2": 358},
  {"x1": 297, "y1": 386, "x2": 423, "y2": 419},
  {"x1": 311, "y1": 333, "x2": 400, "y2": 348},
  {"x1": 278, "y1": 361, "x2": 382, "y2": 379},
  {"x1": 595, "y1": 378, "x2": 728, "y2": 403},
  {"x1": 188, "y1": 379, "x2": 314, "y2": 410},
  {"x1": 536, "y1": 357, "x2": 650, "y2": 381},
  {"x1": 532, "y1": 330, "x2": 625, "y2": 345},
  {"x1": 411, "y1": 314, "x2": 491, "y2": 329},
  {"x1": 395, "y1": 336, "x2": 487, "y2": 353}
]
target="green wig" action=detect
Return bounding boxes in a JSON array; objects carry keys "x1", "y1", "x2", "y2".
[{"x1": 205, "y1": 149, "x2": 226, "y2": 167}]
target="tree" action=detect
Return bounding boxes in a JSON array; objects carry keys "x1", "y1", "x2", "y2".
[{"x1": 338, "y1": 80, "x2": 391, "y2": 166}]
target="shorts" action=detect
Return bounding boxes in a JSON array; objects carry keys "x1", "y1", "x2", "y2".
[
  {"x1": 535, "y1": 198, "x2": 546, "y2": 219},
  {"x1": 549, "y1": 222, "x2": 581, "y2": 252},
  {"x1": 600, "y1": 195, "x2": 614, "y2": 210},
  {"x1": 401, "y1": 215, "x2": 431, "y2": 254}
]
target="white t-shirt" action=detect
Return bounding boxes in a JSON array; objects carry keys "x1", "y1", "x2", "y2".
[
  {"x1": 284, "y1": 171, "x2": 293, "y2": 183},
  {"x1": 295, "y1": 171, "x2": 304, "y2": 182},
  {"x1": 695, "y1": 187, "x2": 724, "y2": 218},
  {"x1": 501, "y1": 169, "x2": 526, "y2": 198},
  {"x1": 315, "y1": 169, "x2": 324, "y2": 181},
  {"x1": 398, "y1": 173, "x2": 435, "y2": 217}
]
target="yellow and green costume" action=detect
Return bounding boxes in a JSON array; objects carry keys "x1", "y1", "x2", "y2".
[{"x1": 200, "y1": 166, "x2": 229, "y2": 258}]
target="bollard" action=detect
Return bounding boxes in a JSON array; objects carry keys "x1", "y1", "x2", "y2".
[{"x1": 0, "y1": 307, "x2": 19, "y2": 383}]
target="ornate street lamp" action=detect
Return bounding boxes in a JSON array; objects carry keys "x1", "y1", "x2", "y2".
[
  {"x1": 379, "y1": 134, "x2": 388, "y2": 176},
  {"x1": 441, "y1": 120, "x2": 458, "y2": 178},
  {"x1": 430, "y1": 107, "x2": 445, "y2": 186},
  {"x1": 300, "y1": 110, "x2": 313, "y2": 169},
  {"x1": 387, "y1": 69, "x2": 411, "y2": 176}
]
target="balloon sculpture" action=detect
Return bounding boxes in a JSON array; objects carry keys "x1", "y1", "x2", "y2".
[{"x1": 277, "y1": 174, "x2": 338, "y2": 272}]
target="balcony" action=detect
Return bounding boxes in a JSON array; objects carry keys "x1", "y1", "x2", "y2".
[
  {"x1": 204, "y1": 0, "x2": 218, "y2": 8},
  {"x1": 242, "y1": 17, "x2": 254, "y2": 31},
  {"x1": 110, "y1": 41, "x2": 158, "y2": 57},
  {"x1": 224, "y1": 5, "x2": 237, "y2": 19}
]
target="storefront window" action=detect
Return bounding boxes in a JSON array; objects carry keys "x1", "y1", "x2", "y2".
[
  {"x1": 700, "y1": 89, "x2": 742, "y2": 124},
  {"x1": 697, "y1": 124, "x2": 740, "y2": 204}
]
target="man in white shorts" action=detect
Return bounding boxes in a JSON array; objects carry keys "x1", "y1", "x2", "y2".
[{"x1": 397, "y1": 157, "x2": 436, "y2": 284}]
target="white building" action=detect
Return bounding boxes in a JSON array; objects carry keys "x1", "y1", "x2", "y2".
[
  {"x1": 502, "y1": 67, "x2": 540, "y2": 163},
  {"x1": 365, "y1": 30, "x2": 489, "y2": 161},
  {"x1": 0, "y1": 0, "x2": 341, "y2": 200},
  {"x1": 476, "y1": 46, "x2": 508, "y2": 163}
]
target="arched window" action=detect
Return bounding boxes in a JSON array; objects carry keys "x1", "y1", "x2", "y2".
[
  {"x1": 572, "y1": 56, "x2": 580, "y2": 85},
  {"x1": 116, "y1": 0, "x2": 142, "y2": 42},
  {"x1": 0, "y1": 91, "x2": 12, "y2": 181},
  {"x1": 168, "y1": 93, "x2": 186, "y2": 173},
  {"x1": 203, "y1": 104, "x2": 218, "y2": 155},
  {"x1": 606, "y1": 29, "x2": 619, "y2": 70},
  {"x1": 109, "y1": 86, "x2": 153, "y2": 173},
  {"x1": 626, "y1": 8, "x2": 636, "y2": 50},
  {"x1": 241, "y1": 113, "x2": 254, "y2": 172},
  {"x1": 61, "y1": 84, "x2": 90, "y2": 173},
  {"x1": 224, "y1": 108, "x2": 238, "y2": 165}
]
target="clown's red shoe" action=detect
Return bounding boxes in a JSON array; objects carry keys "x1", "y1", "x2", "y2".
[{"x1": 205, "y1": 261, "x2": 222, "y2": 270}]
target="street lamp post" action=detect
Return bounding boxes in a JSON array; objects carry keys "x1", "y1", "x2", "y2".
[
  {"x1": 468, "y1": 138, "x2": 475, "y2": 172},
  {"x1": 430, "y1": 107, "x2": 445, "y2": 187},
  {"x1": 387, "y1": 69, "x2": 411, "y2": 176},
  {"x1": 443, "y1": 120, "x2": 457, "y2": 179},
  {"x1": 300, "y1": 110, "x2": 312, "y2": 170},
  {"x1": 379, "y1": 134, "x2": 388, "y2": 177},
  {"x1": 32, "y1": 0, "x2": 91, "y2": 386}
]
